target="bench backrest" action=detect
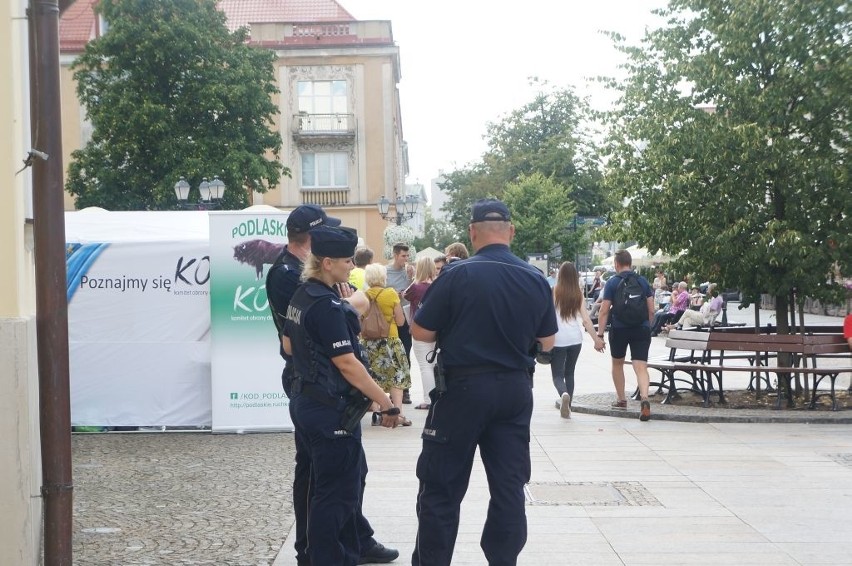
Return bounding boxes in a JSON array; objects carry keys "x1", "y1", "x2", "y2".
[
  {"x1": 706, "y1": 329, "x2": 847, "y2": 355},
  {"x1": 664, "y1": 330, "x2": 710, "y2": 354}
]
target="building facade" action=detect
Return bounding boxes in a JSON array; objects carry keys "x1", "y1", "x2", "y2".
[{"x1": 58, "y1": 0, "x2": 409, "y2": 254}]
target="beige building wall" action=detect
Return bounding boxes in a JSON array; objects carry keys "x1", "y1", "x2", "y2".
[
  {"x1": 1, "y1": 1, "x2": 44, "y2": 564},
  {"x1": 58, "y1": 21, "x2": 407, "y2": 257},
  {"x1": 267, "y1": 50, "x2": 403, "y2": 255}
]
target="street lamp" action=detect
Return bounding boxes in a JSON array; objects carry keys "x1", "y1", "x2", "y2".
[
  {"x1": 377, "y1": 193, "x2": 419, "y2": 225},
  {"x1": 174, "y1": 176, "x2": 226, "y2": 210}
]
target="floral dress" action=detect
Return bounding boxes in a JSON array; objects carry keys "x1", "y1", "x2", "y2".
[{"x1": 359, "y1": 286, "x2": 411, "y2": 391}]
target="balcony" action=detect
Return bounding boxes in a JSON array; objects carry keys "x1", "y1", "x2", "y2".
[
  {"x1": 300, "y1": 189, "x2": 350, "y2": 207},
  {"x1": 292, "y1": 113, "x2": 356, "y2": 142}
]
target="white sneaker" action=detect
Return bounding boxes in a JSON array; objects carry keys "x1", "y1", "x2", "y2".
[
  {"x1": 560, "y1": 392, "x2": 571, "y2": 419},
  {"x1": 554, "y1": 399, "x2": 561, "y2": 410}
]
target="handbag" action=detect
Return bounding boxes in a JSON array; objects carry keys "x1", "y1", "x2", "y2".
[{"x1": 360, "y1": 289, "x2": 391, "y2": 340}]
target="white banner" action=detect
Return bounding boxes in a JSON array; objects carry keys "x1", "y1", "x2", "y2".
[
  {"x1": 208, "y1": 211, "x2": 293, "y2": 432},
  {"x1": 66, "y1": 232, "x2": 212, "y2": 427}
]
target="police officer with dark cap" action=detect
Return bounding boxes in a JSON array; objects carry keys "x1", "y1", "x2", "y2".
[
  {"x1": 283, "y1": 225, "x2": 401, "y2": 566},
  {"x1": 410, "y1": 199, "x2": 557, "y2": 566},
  {"x1": 267, "y1": 207, "x2": 398, "y2": 566}
]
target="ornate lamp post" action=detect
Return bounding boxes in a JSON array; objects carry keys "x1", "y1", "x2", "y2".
[
  {"x1": 377, "y1": 193, "x2": 419, "y2": 225},
  {"x1": 174, "y1": 176, "x2": 226, "y2": 210}
]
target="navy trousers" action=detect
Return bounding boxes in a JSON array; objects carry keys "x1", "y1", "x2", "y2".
[
  {"x1": 291, "y1": 394, "x2": 363, "y2": 566},
  {"x1": 289, "y1": 392, "x2": 376, "y2": 565},
  {"x1": 412, "y1": 371, "x2": 533, "y2": 566}
]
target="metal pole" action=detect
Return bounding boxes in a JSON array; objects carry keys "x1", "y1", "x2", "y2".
[{"x1": 29, "y1": 0, "x2": 73, "y2": 563}]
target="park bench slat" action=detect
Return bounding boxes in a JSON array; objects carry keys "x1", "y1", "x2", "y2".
[{"x1": 646, "y1": 327, "x2": 849, "y2": 411}]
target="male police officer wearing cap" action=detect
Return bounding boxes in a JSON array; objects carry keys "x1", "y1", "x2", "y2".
[
  {"x1": 267, "y1": 207, "x2": 398, "y2": 565},
  {"x1": 283, "y1": 226, "x2": 400, "y2": 566},
  {"x1": 410, "y1": 199, "x2": 557, "y2": 566}
]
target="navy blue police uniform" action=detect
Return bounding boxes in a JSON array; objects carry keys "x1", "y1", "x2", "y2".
[
  {"x1": 286, "y1": 278, "x2": 365, "y2": 566},
  {"x1": 267, "y1": 248, "x2": 302, "y2": 392},
  {"x1": 266, "y1": 208, "x2": 395, "y2": 566},
  {"x1": 283, "y1": 225, "x2": 397, "y2": 566},
  {"x1": 601, "y1": 272, "x2": 654, "y2": 361},
  {"x1": 411, "y1": 202, "x2": 557, "y2": 566}
]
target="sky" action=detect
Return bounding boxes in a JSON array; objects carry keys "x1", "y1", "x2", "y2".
[{"x1": 341, "y1": 0, "x2": 669, "y2": 190}]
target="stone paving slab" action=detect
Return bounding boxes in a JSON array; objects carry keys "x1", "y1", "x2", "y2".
[
  {"x1": 72, "y1": 432, "x2": 294, "y2": 565},
  {"x1": 69, "y1": 305, "x2": 850, "y2": 565}
]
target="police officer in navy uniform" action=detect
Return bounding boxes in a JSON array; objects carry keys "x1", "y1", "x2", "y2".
[
  {"x1": 410, "y1": 199, "x2": 557, "y2": 566},
  {"x1": 267, "y1": 206, "x2": 398, "y2": 566},
  {"x1": 283, "y1": 226, "x2": 400, "y2": 566}
]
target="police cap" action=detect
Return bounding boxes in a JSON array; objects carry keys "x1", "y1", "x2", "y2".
[
  {"x1": 310, "y1": 226, "x2": 358, "y2": 259},
  {"x1": 286, "y1": 204, "x2": 341, "y2": 234},
  {"x1": 471, "y1": 199, "x2": 511, "y2": 222}
]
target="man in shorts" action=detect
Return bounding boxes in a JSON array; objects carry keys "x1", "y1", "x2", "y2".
[{"x1": 596, "y1": 249, "x2": 655, "y2": 421}]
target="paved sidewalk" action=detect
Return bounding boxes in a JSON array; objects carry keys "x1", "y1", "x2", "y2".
[
  {"x1": 70, "y1": 305, "x2": 849, "y2": 565},
  {"x1": 272, "y1": 304, "x2": 852, "y2": 565}
]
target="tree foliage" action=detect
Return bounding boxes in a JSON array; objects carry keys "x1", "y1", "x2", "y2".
[
  {"x1": 412, "y1": 211, "x2": 459, "y2": 253},
  {"x1": 602, "y1": 0, "x2": 851, "y2": 332},
  {"x1": 502, "y1": 173, "x2": 580, "y2": 260},
  {"x1": 440, "y1": 81, "x2": 612, "y2": 256},
  {"x1": 66, "y1": 0, "x2": 286, "y2": 210}
]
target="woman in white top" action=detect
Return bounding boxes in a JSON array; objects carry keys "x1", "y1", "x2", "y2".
[{"x1": 551, "y1": 262, "x2": 605, "y2": 418}]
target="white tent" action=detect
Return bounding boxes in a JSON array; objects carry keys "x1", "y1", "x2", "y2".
[
  {"x1": 626, "y1": 245, "x2": 671, "y2": 267},
  {"x1": 415, "y1": 246, "x2": 444, "y2": 260},
  {"x1": 65, "y1": 210, "x2": 212, "y2": 427}
]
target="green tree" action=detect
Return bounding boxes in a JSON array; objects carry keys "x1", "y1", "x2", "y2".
[
  {"x1": 502, "y1": 173, "x2": 580, "y2": 260},
  {"x1": 412, "y1": 211, "x2": 459, "y2": 253},
  {"x1": 66, "y1": 0, "x2": 286, "y2": 210},
  {"x1": 441, "y1": 81, "x2": 612, "y2": 246},
  {"x1": 602, "y1": 0, "x2": 851, "y2": 336}
]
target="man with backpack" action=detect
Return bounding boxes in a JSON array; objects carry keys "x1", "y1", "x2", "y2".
[{"x1": 596, "y1": 249, "x2": 656, "y2": 421}]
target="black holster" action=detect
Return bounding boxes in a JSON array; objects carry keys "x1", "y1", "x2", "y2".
[
  {"x1": 340, "y1": 390, "x2": 372, "y2": 433},
  {"x1": 427, "y1": 348, "x2": 447, "y2": 395}
]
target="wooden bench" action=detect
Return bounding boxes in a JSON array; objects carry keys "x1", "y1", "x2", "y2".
[{"x1": 646, "y1": 328, "x2": 851, "y2": 410}]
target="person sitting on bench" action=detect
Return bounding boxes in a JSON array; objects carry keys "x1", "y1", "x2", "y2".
[{"x1": 670, "y1": 287, "x2": 723, "y2": 330}]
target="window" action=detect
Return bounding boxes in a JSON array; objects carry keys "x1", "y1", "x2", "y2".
[
  {"x1": 297, "y1": 80, "x2": 347, "y2": 114},
  {"x1": 301, "y1": 152, "x2": 348, "y2": 188}
]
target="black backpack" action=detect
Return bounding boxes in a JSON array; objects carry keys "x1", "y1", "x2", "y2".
[{"x1": 612, "y1": 272, "x2": 647, "y2": 326}]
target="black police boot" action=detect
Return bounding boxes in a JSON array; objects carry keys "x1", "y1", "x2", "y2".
[{"x1": 358, "y1": 542, "x2": 399, "y2": 564}]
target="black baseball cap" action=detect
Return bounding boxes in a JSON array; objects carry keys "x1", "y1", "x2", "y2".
[
  {"x1": 470, "y1": 199, "x2": 511, "y2": 223},
  {"x1": 286, "y1": 205, "x2": 341, "y2": 234},
  {"x1": 310, "y1": 226, "x2": 358, "y2": 258}
]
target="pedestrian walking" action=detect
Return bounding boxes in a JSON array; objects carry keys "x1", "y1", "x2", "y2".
[
  {"x1": 410, "y1": 199, "x2": 557, "y2": 566},
  {"x1": 596, "y1": 249, "x2": 655, "y2": 421},
  {"x1": 551, "y1": 261, "x2": 605, "y2": 418}
]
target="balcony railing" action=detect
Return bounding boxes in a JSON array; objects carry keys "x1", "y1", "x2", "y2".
[
  {"x1": 292, "y1": 113, "x2": 356, "y2": 139},
  {"x1": 300, "y1": 189, "x2": 350, "y2": 206}
]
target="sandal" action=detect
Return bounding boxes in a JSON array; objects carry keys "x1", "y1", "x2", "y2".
[
  {"x1": 415, "y1": 403, "x2": 431, "y2": 410},
  {"x1": 397, "y1": 416, "x2": 412, "y2": 427}
]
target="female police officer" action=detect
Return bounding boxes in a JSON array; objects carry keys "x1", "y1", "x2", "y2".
[{"x1": 282, "y1": 225, "x2": 399, "y2": 566}]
